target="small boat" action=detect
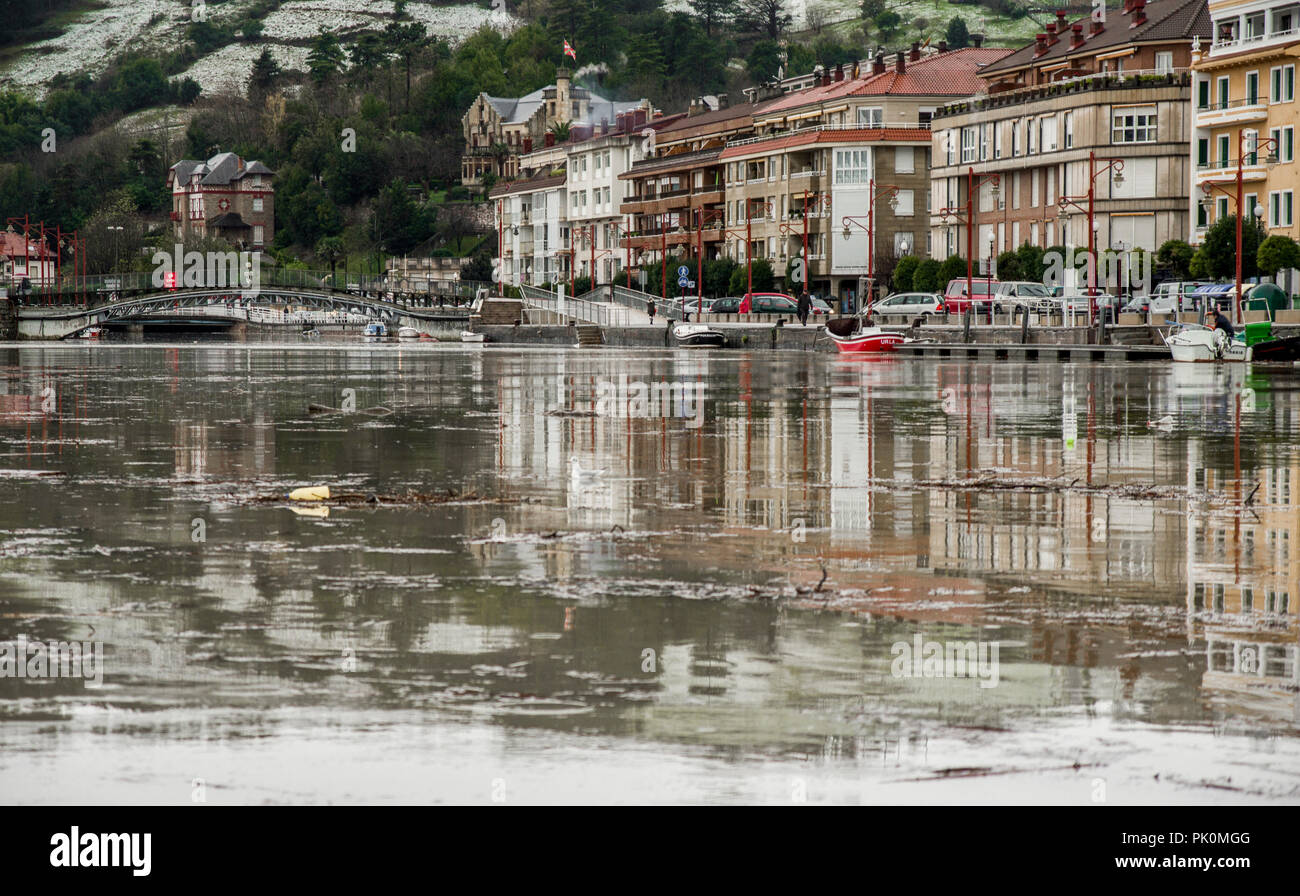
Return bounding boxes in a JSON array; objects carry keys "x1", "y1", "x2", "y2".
[
  {"x1": 300, "y1": 327, "x2": 320, "y2": 339},
  {"x1": 364, "y1": 321, "x2": 388, "y2": 339},
  {"x1": 461, "y1": 331, "x2": 485, "y2": 344},
  {"x1": 1250, "y1": 334, "x2": 1300, "y2": 362},
  {"x1": 397, "y1": 326, "x2": 420, "y2": 339},
  {"x1": 672, "y1": 323, "x2": 726, "y2": 348},
  {"x1": 76, "y1": 326, "x2": 105, "y2": 340},
  {"x1": 825, "y1": 318, "x2": 904, "y2": 353},
  {"x1": 1163, "y1": 324, "x2": 1250, "y2": 363}
]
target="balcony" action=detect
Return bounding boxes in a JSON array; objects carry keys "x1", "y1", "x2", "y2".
[
  {"x1": 1196, "y1": 96, "x2": 1269, "y2": 127},
  {"x1": 1210, "y1": 23, "x2": 1300, "y2": 58},
  {"x1": 1196, "y1": 157, "x2": 1271, "y2": 183}
]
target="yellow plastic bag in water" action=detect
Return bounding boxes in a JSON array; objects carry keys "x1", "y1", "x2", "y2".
[{"x1": 288, "y1": 485, "x2": 330, "y2": 501}]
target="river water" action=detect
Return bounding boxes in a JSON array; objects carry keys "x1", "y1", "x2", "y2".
[{"x1": 0, "y1": 342, "x2": 1297, "y2": 804}]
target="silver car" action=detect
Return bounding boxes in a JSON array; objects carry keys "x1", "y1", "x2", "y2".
[{"x1": 873, "y1": 292, "x2": 943, "y2": 317}]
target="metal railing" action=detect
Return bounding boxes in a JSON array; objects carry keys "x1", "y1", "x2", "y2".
[{"x1": 518, "y1": 284, "x2": 632, "y2": 327}]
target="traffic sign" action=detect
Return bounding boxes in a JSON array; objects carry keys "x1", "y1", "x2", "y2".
[
  {"x1": 677, "y1": 265, "x2": 689, "y2": 278},
  {"x1": 677, "y1": 276, "x2": 690, "y2": 288}
]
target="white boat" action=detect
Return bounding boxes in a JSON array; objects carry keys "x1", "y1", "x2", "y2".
[
  {"x1": 1163, "y1": 324, "x2": 1250, "y2": 363},
  {"x1": 397, "y1": 327, "x2": 420, "y2": 339},
  {"x1": 364, "y1": 321, "x2": 387, "y2": 339},
  {"x1": 76, "y1": 326, "x2": 105, "y2": 340},
  {"x1": 672, "y1": 323, "x2": 726, "y2": 347},
  {"x1": 461, "y1": 331, "x2": 485, "y2": 343}
]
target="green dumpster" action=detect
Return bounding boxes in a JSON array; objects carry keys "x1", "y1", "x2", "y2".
[
  {"x1": 1244, "y1": 320, "x2": 1273, "y2": 347},
  {"x1": 1246, "y1": 282, "x2": 1288, "y2": 315}
]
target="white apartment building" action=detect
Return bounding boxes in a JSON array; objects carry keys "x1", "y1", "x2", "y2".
[
  {"x1": 565, "y1": 131, "x2": 651, "y2": 285},
  {"x1": 492, "y1": 170, "x2": 568, "y2": 289}
]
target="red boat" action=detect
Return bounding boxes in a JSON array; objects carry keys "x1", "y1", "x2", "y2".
[{"x1": 826, "y1": 326, "x2": 905, "y2": 353}]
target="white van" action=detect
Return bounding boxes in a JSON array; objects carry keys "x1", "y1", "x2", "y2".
[{"x1": 1148, "y1": 282, "x2": 1209, "y2": 317}]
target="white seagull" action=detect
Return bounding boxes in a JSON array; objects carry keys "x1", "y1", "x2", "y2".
[{"x1": 1146, "y1": 415, "x2": 1174, "y2": 432}]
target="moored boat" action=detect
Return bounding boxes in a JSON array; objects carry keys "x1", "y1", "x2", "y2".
[
  {"x1": 76, "y1": 326, "x2": 105, "y2": 340},
  {"x1": 364, "y1": 321, "x2": 388, "y2": 339},
  {"x1": 1163, "y1": 324, "x2": 1250, "y2": 362},
  {"x1": 397, "y1": 326, "x2": 420, "y2": 339},
  {"x1": 825, "y1": 318, "x2": 904, "y2": 353},
  {"x1": 671, "y1": 323, "x2": 726, "y2": 348},
  {"x1": 461, "y1": 330, "x2": 485, "y2": 343}
]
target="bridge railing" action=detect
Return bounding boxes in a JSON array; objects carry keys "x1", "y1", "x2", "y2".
[{"x1": 518, "y1": 285, "x2": 631, "y2": 327}]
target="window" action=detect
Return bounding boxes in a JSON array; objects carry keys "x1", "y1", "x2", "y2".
[
  {"x1": 1217, "y1": 134, "x2": 1230, "y2": 167},
  {"x1": 1197, "y1": 138, "x2": 1209, "y2": 167},
  {"x1": 895, "y1": 190, "x2": 914, "y2": 216},
  {"x1": 1064, "y1": 112, "x2": 1073, "y2": 149},
  {"x1": 1198, "y1": 79, "x2": 1210, "y2": 110},
  {"x1": 1197, "y1": 200, "x2": 1208, "y2": 228},
  {"x1": 1113, "y1": 105, "x2": 1157, "y2": 143},
  {"x1": 894, "y1": 232, "x2": 913, "y2": 255},
  {"x1": 857, "y1": 107, "x2": 883, "y2": 128},
  {"x1": 1012, "y1": 120, "x2": 1020, "y2": 157},
  {"x1": 1245, "y1": 129, "x2": 1259, "y2": 164},
  {"x1": 896, "y1": 146, "x2": 915, "y2": 174},
  {"x1": 1218, "y1": 76, "x2": 1230, "y2": 110},
  {"x1": 1027, "y1": 117, "x2": 1036, "y2": 154},
  {"x1": 979, "y1": 123, "x2": 989, "y2": 160},
  {"x1": 1247, "y1": 71, "x2": 1260, "y2": 104},
  {"x1": 253, "y1": 225, "x2": 264, "y2": 246},
  {"x1": 253, "y1": 197, "x2": 263, "y2": 212},
  {"x1": 945, "y1": 130, "x2": 955, "y2": 165},
  {"x1": 834, "y1": 149, "x2": 872, "y2": 185},
  {"x1": 1271, "y1": 65, "x2": 1295, "y2": 102},
  {"x1": 1156, "y1": 52, "x2": 1174, "y2": 74},
  {"x1": 1271, "y1": 190, "x2": 1295, "y2": 226},
  {"x1": 993, "y1": 124, "x2": 1002, "y2": 159},
  {"x1": 961, "y1": 126, "x2": 978, "y2": 163},
  {"x1": 1275, "y1": 126, "x2": 1297, "y2": 162}
]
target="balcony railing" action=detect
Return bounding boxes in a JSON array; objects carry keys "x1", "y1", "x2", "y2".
[
  {"x1": 1212, "y1": 25, "x2": 1300, "y2": 54},
  {"x1": 1197, "y1": 96, "x2": 1266, "y2": 113}
]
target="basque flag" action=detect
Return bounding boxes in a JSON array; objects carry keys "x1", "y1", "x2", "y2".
[{"x1": 563, "y1": 39, "x2": 576, "y2": 60}]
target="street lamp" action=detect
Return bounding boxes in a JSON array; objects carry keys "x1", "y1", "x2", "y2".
[
  {"x1": 1113, "y1": 239, "x2": 1128, "y2": 306},
  {"x1": 842, "y1": 180, "x2": 900, "y2": 314},
  {"x1": 778, "y1": 190, "x2": 828, "y2": 300},
  {"x1": 717, "y1": 199, "x2": 773, "y2": 306},
  {"x1": 106, "y1": 225, "x2": 124, "y2": 275},
  {"x1": 693, "y1": 207, "x2": 726, "y2": 317},
  {"x1": 1200, "y1": 131, "x2": 1279, "y2": 323},
  {"x1": 938, "y1": 167, "x2": 1001, "y2": 322},
  {"x1": 1057, "y1": 150, "x2": 1124, "y2": 322}
]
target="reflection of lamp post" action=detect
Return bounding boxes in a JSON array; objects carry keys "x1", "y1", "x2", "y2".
[
  {"x1": 986, "y1": 231, "x2": 995, "y2": 308},
  {"x1": 1057, "y1": 150, "x2": 1125, "y2": 321},
  {"x1": 939, "y1": 167, "x2": 1001, "y2": 322},
  {"x1": 842, "y1": 179, "x2": 900, "y2": 313}
]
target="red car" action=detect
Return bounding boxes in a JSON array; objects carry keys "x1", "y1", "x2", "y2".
[{"x1": 942, "y1": 279, "x2": 1002, "y2": 314}]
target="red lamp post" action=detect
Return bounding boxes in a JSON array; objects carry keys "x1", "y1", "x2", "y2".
[
  {"x1": 842, "y1": 180, "x2": 901, "y2": 315},
  {"x1": 694, "y1": 207, "x2": 726, "y2": 317},
  {"x1": 779, "y1": 190, "x2": 829, "y2": 300},
  {"x1": 496, "y1": 199, "x2": 504, "y2": 297},
  {"x1": 1056, "y1": 150, "x2": 1125, "y2": 322},
  {"x1": 1199, "y1": 131, "x2": 1277, "y2": 324},
  {"x1": 939, "y1": 167, "x2": 1001, "y2": 323},
  {"x1": 610, "y1": 218, "x2": 634, "y2": 291}
]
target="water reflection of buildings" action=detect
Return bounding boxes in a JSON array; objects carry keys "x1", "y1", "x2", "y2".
[{"x1": 1186, "y1": 441, "x2": 1300, "y2": 723}]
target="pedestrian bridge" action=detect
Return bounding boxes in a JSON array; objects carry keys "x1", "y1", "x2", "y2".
[{"x1": 16, "y1": 288, "x2": 473, "y2": 340}]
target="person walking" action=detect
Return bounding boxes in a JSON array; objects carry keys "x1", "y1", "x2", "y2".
[
  {"x1": 797, "y1": 291, "x2": 811, "y2": 326},
  {"x1": 647, "y1": 295, "x2": 656, "y2": 323}
]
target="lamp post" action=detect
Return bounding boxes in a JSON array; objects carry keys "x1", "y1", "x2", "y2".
[
  {"x1": 1113, "y1": 239, "x2": 1127, "y2": 307},
  {"x1": 778, "y1": 190, "x2": 828, "y2": 300},
  {"x1": 939, "y1": 167, "x2": 1001, "y2": 322},
  {"x1": 1200, "y1": 132, "x2": 1278, "y2": 324},
  {"x1": 610, "y1": 218, "x2": 634, "y2": 291},
  {"x1": 1056, "y1": 150, "x2": 1125, "y2": 322},
  {"x1": 842, "y1": 179, "x2": 900, "y2": 314},
  {"x1": 107, "y1": 225, "x2": 124, "y2": 275},
  {"x1": 496, "y1": 199, "x2": 504, "y2": 297},
  {"x1": 695, "y1": 207, "x2": 726, "y2": 317}
]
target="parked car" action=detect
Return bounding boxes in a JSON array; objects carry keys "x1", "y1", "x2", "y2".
[
  {"x1": 1144, "y1": 280, "x2": 1211, "y2": 316},
  {"x1": 993, "y1": 281, "x2": 1055, "y2": 312},
  {"x1": 663, "y1": 296, "x2": 717, "y2": 318},
  {"x1": 1060, "y1": 292, "x2": 1122, "y2": 319},
  {"x1": 943, "y1": 279, "x2": 1003, "y2": 314},
  {"x1": 809, "y1": 297, "x2": 834, "y2": 315},
  {"x1": 873, "y1": 292, "x2": 943, "y2": 317},
  {"x1": 708, "y1": 296, "x2": 741, "y2": 313},
  {"x1": 739, "y1": 292, "x2": 798, "y2": 313}
]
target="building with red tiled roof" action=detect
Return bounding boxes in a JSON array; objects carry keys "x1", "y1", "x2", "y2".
[
  {"x1": 1, "y1": 227, "x2": 56, "y2": 290},
  {"x1": 929, "y1": 0, "x2": 1211, "y2": 272}
]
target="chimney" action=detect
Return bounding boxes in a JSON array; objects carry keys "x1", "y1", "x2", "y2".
[
  {"x1": 1090, "y1": 17, "x2": 1104, "y2": 35},
  {"x1": 896, "y1": 51, "x2": 906, "y2": 74},
  {"x1": 873, "y1": 51, "x2": 885, "y2": 74},
  {"x1": 600, "y1": 117, "x2": 608, "y2": 135},
  {"x1": 1046, "y1": 23, "x2": 1059, "y2": 44},
  {"x1": 910, "y1": 41, "x2": 921, "y2": 61},
  {"x1": 834, "y1": 64, "x2": 844, "y2": 82},
  {"x1": 1132, "y1": 0, "x2": 1147, "y2": 25},
  {"x1": 544, "y1": 132, "x2": 555, "y2": 147},
  {"x1": 1034, "y1": 33, "x2": 1048, "y2": 55},
  {"x1": 634, "y1": 109, "x2": 647, "y2": 127},
  {"x1": 938, "y1": 39, "x2": 948, "y2": 53},
  {"x1": 1055, "y1": 10, "x2": 1068, "y2": 32},
  {"x1": 717, "y1": 93, "x2": 729, "y2": 109},
  {"x1": 1071, "y1": 23, "x2": 1084, "y2": 48},
  {"x1": 972, "y1": 33, "x2": 984, "y2": 47},
  {"x1": 523, "y1": 137, "x2": 532, "y2": 153}
]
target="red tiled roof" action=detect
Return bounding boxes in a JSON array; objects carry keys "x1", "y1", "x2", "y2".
[
  {"x1": 848, "y1": 47, "x2": 1013, "y2": 96},
  {"x1": 0, "y1": 231, "x2": 54, "y2": 259},
  {"x1": 718, "y1": 127, "x2": 931, "y2": 159}
]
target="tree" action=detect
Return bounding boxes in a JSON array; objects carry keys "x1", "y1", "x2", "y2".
[
  {"x1": 737, "y1": 0, "x2": 792, "y2": 39},
  {"x1": 875, "y1": 10, "x2": 901, "y2": 40},
  {"x1": 693, "y1": 0, "x2": 739, "y2": 37},
  {"x1": 806, "y1": 3, "x2": 828, "y2": 33},
  {"x1": 729, "y1": 257, "x2": 775, "y2": 293},
  {"x1": 1015, "y1": 243, "x2": 1046, "y2": 282},
  {"x1": 913, "y1": 257, "x2": 942, "y2": 292},
  {"x1": 937, "y1": 255, "x2": 968, "y2": 287},
  {"x1": 384, "y1": 21, "x2": 429, "y2": 111},
  {"x1": 175, "y1": 76, "x2": 201, "y2": 105},
  {"x1": 1257, "y1": 235, "x2": 1300, "y2": 278},
  {"x1": 1198, "y1": 214, "x2": 1265, "y2": 280},
  {"x1": 893, "y1": 255, "x2": 919, "y2": 292},
  {"x1": 994, "y1": 250, "x2": 1021, "y2": 282},
  {"x1": 315, "y1": 235, "x2": 346, "y2": 279},
  {"x1": 1156, "y1": 238, "x2": 1195, "y2": 280},
  {"x1": 307, "y1": 31, "x2": 345, "y2": 85},
  {"x1": 462, "y1": 250, "x2": 492, "y2": 283},
  {"x1": 860, "y1": 0, "x2": 885, "y2": 21},
  {"x1": 548, "y1": 120, "x2": 572, "y2": 141},
  {"x1": 946, "y1": 16, "x2": 970, "y2": 49},
  {"x1": 747, "y1": 40, "x2": 783, "y2": 82},
  {"x1": 249, "y1": 49, "x2": 281, "y2": 100},
  {"x1": 370, "y1": 179, "x2": 427, "y2": 255}
]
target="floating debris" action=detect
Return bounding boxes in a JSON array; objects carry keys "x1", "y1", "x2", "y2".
[
  {"x1": 248, "y1": 487, "x2": 520, "y2": 507},
  {"x1": 306, "y1": 403, "x2": 394, "y2": 417}
]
